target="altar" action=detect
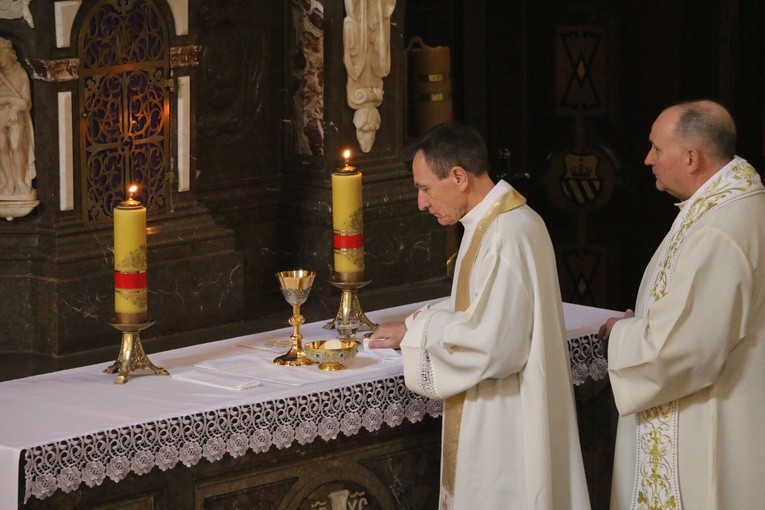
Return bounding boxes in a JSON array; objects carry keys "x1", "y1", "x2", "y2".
[{"x1": 0, "y1": 299, "x2": 617, "y2": 509}]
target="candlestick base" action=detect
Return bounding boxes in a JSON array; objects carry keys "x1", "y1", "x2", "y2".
[
  {"x1": 104, "y1": 319, "x2": 169, "y2": 384},
  {"x1": 324, "y1": 277, "x2": 378, "y2": 332}
]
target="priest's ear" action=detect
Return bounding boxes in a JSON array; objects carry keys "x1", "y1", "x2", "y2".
[
  {"x1": 450, "y1": 165, "x2": 469, "y2": 191},
  {"x1": 685, "y1": 147, "x2": 703, "y2": 174}
]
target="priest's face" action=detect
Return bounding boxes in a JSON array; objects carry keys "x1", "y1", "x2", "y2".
[
  {"x1": 644, "y1": 107, "x2": 690, "y2": 200},
  {"x1": 412, "y1": 150, "x2": 468, "y2": 225}
]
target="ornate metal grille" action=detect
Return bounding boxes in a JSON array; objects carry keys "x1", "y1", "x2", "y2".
[{"x1": 78, "y1": 0, "x2": 170, "y2": 222}]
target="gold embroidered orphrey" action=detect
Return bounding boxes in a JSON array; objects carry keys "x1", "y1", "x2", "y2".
[
  {"x1": 441, "y1": 189, "x2": 526, "y2": 501},
  {"x1": 632, "y1": 160, "x2": 764, "y2": 510}
]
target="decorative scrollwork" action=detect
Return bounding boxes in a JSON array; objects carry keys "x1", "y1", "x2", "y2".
[{"x1": 79, "y1": 0, "x2": 169, "y2": 222}]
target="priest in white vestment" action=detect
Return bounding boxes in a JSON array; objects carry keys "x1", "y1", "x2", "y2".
[
  {"x1": 369, "y1": 122, "x2": 591, "y2": 509},
  {"x1": 600, "y1": 100, "x2": 765, "y2": 510}
]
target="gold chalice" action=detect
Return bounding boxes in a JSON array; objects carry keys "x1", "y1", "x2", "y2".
[{"x1": 273, "y1": 269, "x2": 316, "y2": 366}]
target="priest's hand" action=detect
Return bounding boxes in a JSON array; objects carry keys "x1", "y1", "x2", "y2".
[
  {"x1": 597, "y1": 309, "x2": 634, "y2": 353},
  {"x1": 367, "y1": 322, "x2": 406, "y2": 349}
]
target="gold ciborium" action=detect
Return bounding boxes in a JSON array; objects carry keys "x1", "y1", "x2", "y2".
[
  {"x1": 274, "y1": 269, "x2": 316, "y2": 366},
  {"x1": 304, "y1": 339, "x2": 359, "y2": 371}
]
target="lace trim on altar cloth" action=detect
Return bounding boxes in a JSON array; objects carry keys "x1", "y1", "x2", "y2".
[
  {"x1": 22, "y1": 332, "x2": 605, "y2": 502},
  {"x1": 22, "y1": 376, "x2": 442, "y2": 503},
  {"x1": 567, "y1": 332, "x2": 608, "y2": 386}
]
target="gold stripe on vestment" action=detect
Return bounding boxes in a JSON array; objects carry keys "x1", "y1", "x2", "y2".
[{"x1": 442, "y1": 188, "x2": 526, "y2": 496}]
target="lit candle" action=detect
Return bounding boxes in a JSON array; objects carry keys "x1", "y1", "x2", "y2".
[
  {"x1": 331, "y1": 150, "x2": 364, "y2": 281},
  {"x1": 114, "y1": 185, "x2": 148, "y2": 324}
]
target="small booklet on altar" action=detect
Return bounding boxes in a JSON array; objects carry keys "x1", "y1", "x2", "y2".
[
  {"x1": 361, "y1": 337, "x2": 400, "y2": 360},
  {"x1": 171, "y1": 367, "x2": 261, "y2": 391}
]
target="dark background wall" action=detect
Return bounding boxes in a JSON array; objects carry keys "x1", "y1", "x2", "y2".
[{"x1": 410, "y1": 0, "x2": 764, "y2": 311}]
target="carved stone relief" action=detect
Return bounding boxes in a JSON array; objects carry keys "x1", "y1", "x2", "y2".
[
  {"x1": 343, "y1": 0, "x2": 396, "y2": 153},
  {"x1": 0, "y1": 37, "x2": 38, "y2": 220}
]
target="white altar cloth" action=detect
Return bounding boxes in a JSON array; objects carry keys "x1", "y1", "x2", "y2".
[{"x1": 0, "y1": 299, "x2": 617, "y2": 508}]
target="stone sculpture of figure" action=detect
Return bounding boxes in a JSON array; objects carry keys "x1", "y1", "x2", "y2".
[
  {"x1": 0, "y1": 0, "x2": 34, "y2": 28},
  {"x1": 343, "y1": 0, "x2": 396, "y2": 153},
  {"x1": 0, "y1": 37, "x2": 35, "y2": 200}
]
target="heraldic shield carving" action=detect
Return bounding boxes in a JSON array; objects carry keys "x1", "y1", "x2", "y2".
[
  {"x1": 562, "y1": 152, "x2": 601, "y2": 205},
  {"x1": 546, "y1": 144, "x2": 617, "y2": 214}
]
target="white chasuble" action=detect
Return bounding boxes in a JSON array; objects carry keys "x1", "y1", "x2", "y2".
[
  {"x1": 609, "y1": 158, "x2": 765, "y2": 510},
  {"x1": 400, "y1": 181, "x2": 591, "y2": 509}
]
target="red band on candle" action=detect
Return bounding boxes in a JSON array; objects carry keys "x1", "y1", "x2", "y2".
[
  {"x1": 114, "y1": 272, "x2": 147, "y2": 289},
  {"x1": 333, "y1": 233, "x2": 364, "y2": 249}
]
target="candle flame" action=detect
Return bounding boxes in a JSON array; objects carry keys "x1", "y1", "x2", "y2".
[
  {"x1": 342, "y1": 149, "x2": 351, "y2": 165},
  {"x1": 128, "y1": 185, "x2": 138, "y2": 200}
]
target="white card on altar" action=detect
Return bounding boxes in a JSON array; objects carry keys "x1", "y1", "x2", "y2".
[
  {"x1": 171, "y1": 368, "x2": 261, "y2": 391},
  {"x1": 362, "y1": 337, "x2": 400, "y2": 360}
]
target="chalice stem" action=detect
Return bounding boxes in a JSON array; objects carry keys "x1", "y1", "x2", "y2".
[
  {"x1": 292, "y1": 304, "x2": 301, "y2": 338},
  {"x1": 273, "y1": 301, "x2": 312, "y2": 365}
]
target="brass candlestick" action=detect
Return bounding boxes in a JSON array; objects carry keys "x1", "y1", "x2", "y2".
[
  {"x1": 104, "y1": 319, "x2": 168, "y2": 384},
  {"x1": 324, "y1": 276, "x2": 377, "y2": 332},
  {"x1": 274, "y1": 269, "x2": 316, "y2": 366}
]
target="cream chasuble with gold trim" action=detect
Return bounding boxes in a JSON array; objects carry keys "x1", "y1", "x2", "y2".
[
  {"x1": 400, "y1": 180, "x2": 591, "y2": 509},
  {"x1": 442, "y1": 185, "x2": 526, "y2": 498},
  {"x1": 609, "y1": 157, "x2": 765, "y2": 510}
]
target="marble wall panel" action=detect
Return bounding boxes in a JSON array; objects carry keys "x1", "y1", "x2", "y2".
[{"x1": 0, "y1": 272, "x2": 34, "y2": 352}]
